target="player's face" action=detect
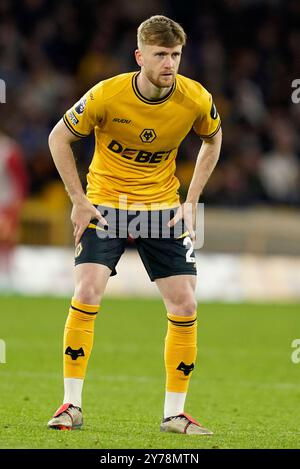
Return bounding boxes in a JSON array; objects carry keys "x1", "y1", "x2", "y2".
[{"x1": 136, "y1": 44, "x2": 182, "y2": 88}]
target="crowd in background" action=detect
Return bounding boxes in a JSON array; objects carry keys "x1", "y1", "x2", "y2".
[{"x1": 1, "y1": 0, "x2": 300, "y2": 207}]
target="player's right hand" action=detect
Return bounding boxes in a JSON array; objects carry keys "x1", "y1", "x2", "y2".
[
  {"x1": 167, "y1": 202, "x2": 196, "y2": 245},
  {"x1": 71, "y1": 195, "x2": 108, "y2": 246}
]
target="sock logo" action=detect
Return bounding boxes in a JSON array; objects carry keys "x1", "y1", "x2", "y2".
[
  {"x1": 65, "y1": 346, "x2": 85, "y2": 360},
  {"x1": 177, "y1": 361, "x2": 194, "y2": 376}
]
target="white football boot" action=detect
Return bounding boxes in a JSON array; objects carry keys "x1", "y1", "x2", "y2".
[
  {"x1": 160, "y1": 412, "x2": 213, "y2": 435},
  {"x1": 47, "y1": 403, "x2": 83, "y2": 430}
]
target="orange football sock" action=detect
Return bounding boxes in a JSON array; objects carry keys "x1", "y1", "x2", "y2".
[
  {"x1": 64, "y1": 297, "x2": 99, "y2": 379},
  {"x1": 164, "y1": 312, "x2": 197, "y2": 393}
]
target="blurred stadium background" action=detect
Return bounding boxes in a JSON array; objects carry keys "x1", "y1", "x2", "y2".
[
  {"x1": 0, "y1": 0, "x2": 299, "y2": 300},
  {"x1": 1, "y1": 0, "x2": 300, "y2": 450}
]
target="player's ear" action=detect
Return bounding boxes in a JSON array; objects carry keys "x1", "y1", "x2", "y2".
[{"x1": 135, "y1": 49, "x2": 143, "y2": 67}]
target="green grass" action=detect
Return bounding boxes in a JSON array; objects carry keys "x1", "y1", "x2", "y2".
[{"x1": 0, "y1": 296, "x2": 299, "y2": 448}]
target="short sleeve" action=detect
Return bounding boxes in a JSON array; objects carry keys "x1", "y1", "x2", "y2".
[
  {"x1": 63, "y1": 83, "x2": 104, "y2": 138},
  {"x1": 193, "y1": 91, "x2": 221, "y2": 138}
]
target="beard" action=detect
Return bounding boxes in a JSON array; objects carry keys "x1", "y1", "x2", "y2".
[{"x1": 145, "y1": 69, "x2": 175, "y2": 89}]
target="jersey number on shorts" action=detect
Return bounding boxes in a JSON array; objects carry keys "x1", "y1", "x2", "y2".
[{"x1": 183, "y1": 236, "x2": 195, "y2": 263}]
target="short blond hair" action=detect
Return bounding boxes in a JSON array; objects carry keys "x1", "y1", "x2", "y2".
[{"x1": 137, "y1": 15, "x2": 186, "y2": 49}]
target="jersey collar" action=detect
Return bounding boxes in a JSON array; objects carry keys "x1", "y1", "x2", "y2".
[{"x1": 132, "y1": 72, "x2": 176, "y2": 105}]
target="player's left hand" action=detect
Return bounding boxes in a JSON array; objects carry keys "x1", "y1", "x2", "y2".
[{"x1": 167, "y1": 202, "x2": 196, "y2": 244}]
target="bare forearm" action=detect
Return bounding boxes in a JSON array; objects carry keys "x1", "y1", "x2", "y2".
[
  {"x1": 186, "y1": 129, "x2": 222, "y2": 204},
  {"x1": 48, "y1": 134, "x2": 85, "y2": 204},
  {"x1": 48, "y1": 120, "x2": 107, "y2": 245}
]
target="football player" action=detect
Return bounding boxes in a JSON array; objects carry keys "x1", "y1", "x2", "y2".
[{"x1": 47, "y1": 15, "x2": 222, "y2": 434}]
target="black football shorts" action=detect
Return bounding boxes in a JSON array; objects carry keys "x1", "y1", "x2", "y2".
[{"x1": 74, "y1": 206, "x2": 197, "y2": 281}]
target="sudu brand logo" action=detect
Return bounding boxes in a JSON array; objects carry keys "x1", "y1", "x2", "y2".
[{"x1": 113, "y1": 118, "x2": 131, "y2": 124}]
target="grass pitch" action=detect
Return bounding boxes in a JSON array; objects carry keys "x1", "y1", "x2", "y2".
[{"x1": 0, "y1": 296, "x2": 299, "y2": 449}]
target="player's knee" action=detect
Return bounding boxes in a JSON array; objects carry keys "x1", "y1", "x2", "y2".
[
  {"x1": 74, "y1": 282, "x2": 102, "y2": 305},
  {"x1": 170, "y1": 297, "x2": 197, "y2": 316},
  {"x1": 179, "y1": 300, "x2": 197, "y2": 315}
]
